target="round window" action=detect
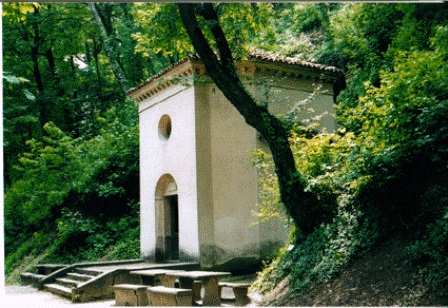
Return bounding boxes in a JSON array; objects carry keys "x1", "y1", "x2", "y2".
[{"x1": 158, "y1": 115, "x2": 172, "y2": 140}]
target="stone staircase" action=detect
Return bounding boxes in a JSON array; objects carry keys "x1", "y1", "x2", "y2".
[
  {"x1": 21, "y1": 261, "x2": 200, "y2": 303},
  {"x1": 20, "y1": 264, "x2": 66, "y2": 286},
  {"x1": 42, "y1": 267, "x2": 102, "y2": 300}
]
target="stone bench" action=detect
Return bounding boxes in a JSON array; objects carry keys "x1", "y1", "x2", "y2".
[
  {"x1": 147, "y1": 286, "x2": 193, "y2": 306},
  {"x1": 114, "y1": 284, "x2": 149, "y2": 306},
  {"x1": 129, "y1": 269, "x2": 184, "y2": 287},
  {"x1": 219, "y1": 282, "x2": 251, "y2": 306}
]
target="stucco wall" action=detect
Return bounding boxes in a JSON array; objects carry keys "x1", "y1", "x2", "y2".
[
  {"x1": 139, "y1": 84, "x2": 200, "y2": 261},
  {"x1": 193, "y1": 72, "x2": 338, "y2": 269},
  {"x1": 248, "y1": 73, "x2": 336, "y2": 132},
  {"x1": 196, "y1": 83, "x2": 261, "y2": 269},
  {"x1": 194, "y1": 84, "x2": 216, "y2": 265}
]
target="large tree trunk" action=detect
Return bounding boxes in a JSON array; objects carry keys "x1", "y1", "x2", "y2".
[{"x1": 178, "y1": 3, "x2": 319, "y2": 236}]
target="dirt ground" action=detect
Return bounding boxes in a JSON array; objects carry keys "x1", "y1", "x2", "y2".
[
  {"x1": 2, "y1": 285, "x2": 114, "y2": 308},
  {"x1": 251, "y1": 235, "x2": 448, "y2": 306}
]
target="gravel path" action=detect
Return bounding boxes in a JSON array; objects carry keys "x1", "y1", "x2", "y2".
[{"x1": 2, "y1": 285, "x2": 115, "y2": 307}]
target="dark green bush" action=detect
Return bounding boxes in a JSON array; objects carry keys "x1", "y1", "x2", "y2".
[
  {"x1": 408, "y1": 210, "x2": 448, "y2": 293},
  {"x1": 4, "y1": 100, "x2": 140, "y2": 273},
  {"x1": 253, "y1": 7, "x2": 448, "y2": 297}
]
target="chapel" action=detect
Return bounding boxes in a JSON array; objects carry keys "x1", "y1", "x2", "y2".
[{"x1": 127, "y1": 51, "x2": 344, "y2": 271}]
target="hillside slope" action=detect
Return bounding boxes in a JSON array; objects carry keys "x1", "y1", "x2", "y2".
[{"x1": 253, "y1": 236, "x2": 447, "y2": 306}]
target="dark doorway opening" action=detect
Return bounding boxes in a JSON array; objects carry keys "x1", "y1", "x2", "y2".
[{"x1": 166, "y1": 195, "x2": 179, "y2": 261}]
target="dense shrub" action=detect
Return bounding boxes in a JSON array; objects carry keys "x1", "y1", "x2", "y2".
[
  {"x1": 253, "y1": 8, "x2": 448, "y2": 297},
  {"x1": 408, "y1": 209, "x2": 448, "y2": 293},
  {"x1": 4, "y1": 100, "x2": 140, "y2": 274}
]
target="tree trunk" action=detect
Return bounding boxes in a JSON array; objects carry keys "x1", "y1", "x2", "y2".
[
  {"x1": 85, "y1": 40, "x2": 103, "y2": 100},
  {"x1": 45, "y1": 48, "x2": 64, "y2": 96},
  {"x1": 178, "y1": 3, "x2": 319, "y2": 236},
  {"x1": 31, "y1": 46, "x2": 44, "y2": 92},
  {"x1": 31, "y1": 5, "x2": 44, "y2": 93},
  {"x1": 91, "y1": 38, "x2": 103, "y2": 108},
  {"x1": 31, "y1": 4, "x2": 49, "y2": 128},
  {"x1": 95, "y1": 3, "x2": 128, "y2": 77},
  {"x1": 88, "y1": 3, "x2": 130, "y2": 94}
]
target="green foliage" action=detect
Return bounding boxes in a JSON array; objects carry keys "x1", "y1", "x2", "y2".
[
  {"x1": 5, "y1": 207, "x2": 140, "y2": 276},
  {"x1": 46, "y1": 209, "x2": 100, "y2": 263},
  {"x1": 216, "y1": 3, "x2": 275, "y2": 57},
  {"x1": 2, "y1": 2, "x2": 157, "y2": 183},
  {"x1": 252, "y1": 121, "x2": 380, "y2": 293},
  {"x1": 3, "y1": 2, "x2": 146, "y2": 280},
  {"x1": 251, "y1": 4, "x2": 338, "y2": 61},
  {"x1": 39, "y1": 205, "x2": 140, "y2": 265},
  {"x1": 4, "y1": 231, "x2": 54, "y2": 276},
  {"x1": 132, "y1": 3, "x2": 191, "y2": 60},
  {"x1": 336, "y1": 28, "x2": 448, "y2": 234},
  {"x1": 4, "y1": 101, "x2": 139, "y2": 272},
  {"x1": 329, "y1": 4, "x2": 401, "y2": 65},
  {"x1": 407, "y1": 207, "x2": 448, "y2": 293},
  {"x1": 4, "y1": 123, "x2": 77, "y2": 249},
  {"x1": 253, "y1": 5, "x2": 448, "y2": 297},
  {"x1": 250, "y1": 149, "x2": 284, "y2": 224},
  {"x1": 105, "y1": 224, "x2": 141, "y2": 261},
  {"x1": 132, "y1": 3, "x2": 276, "y2": 60},
  {"x1": 3, "y1": 73, "x2": 41, "y2": 184},
  {"x1": 253, "y1": 198, "x2": 376, "y2": 294}
]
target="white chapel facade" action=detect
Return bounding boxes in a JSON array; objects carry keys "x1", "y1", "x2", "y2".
[{"x1": 128, "y1": 52, "x2": 344, "y2": 271}]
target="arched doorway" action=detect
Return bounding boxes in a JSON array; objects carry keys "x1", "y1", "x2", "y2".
[{"x1": 155, "y1": 174, "x2": 179, "y2": 262}]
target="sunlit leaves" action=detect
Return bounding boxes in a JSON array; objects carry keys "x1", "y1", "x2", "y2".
[
  {"x1": 355, "y1": 43, "x2": 448, "y2": 160},
  {"x1": 217, "y1": 3, "x2": 275, "y2": 57},
  {"x1": 252, "y1": 21, "x2": 448, "y2": 231},
  {"x1": 250, "y1": 149, "x2": 284, "y2": 223},
  {"x1": 131, "y1": 3, "x2": 276, "y2": 60},
  {"x1": 132, "y1": 3, "x2": 192, "y2": 59},
  {"x1": 2, "y1": 2, "x2": 36, "y2": 22}
]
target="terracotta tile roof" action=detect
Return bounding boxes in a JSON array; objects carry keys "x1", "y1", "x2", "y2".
[
  {"x1": 247, "y1": 50, "x2": 344, "y2": 75},
  {"x1": 127, "y1": 51, "x2": 343, "y2": 96},
  {"x1": 127, "y1": 56, "x2": 197, "y2": 95}
]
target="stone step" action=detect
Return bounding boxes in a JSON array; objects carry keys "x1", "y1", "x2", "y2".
[
  {"x1": 20, "y1": 272, "x2": 46, "y2": 285},
  {"x1": 55, "y1": 277, "x2": 80, "y2": 288},
  {"x1": 74, "y1": 268, "x2": 103, "y2": 277},
  {"x1": 66, "y1": 272, "x2": 95, "y2": 282},
  {"x1": 34, "y1": 264, "x2": 67, "y2": 275},
  {"x1": 44, "y1": 283, "x2": 72, "y2": 299}
]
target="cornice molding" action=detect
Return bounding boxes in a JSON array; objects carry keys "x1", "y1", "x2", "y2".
[{"x1": 128, "y1": 53, "x2": 344, "y2": 103}]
